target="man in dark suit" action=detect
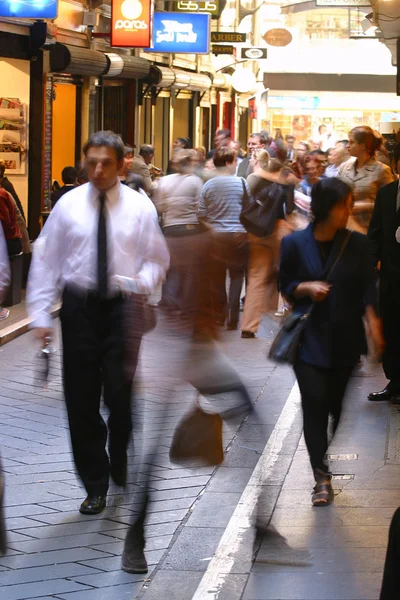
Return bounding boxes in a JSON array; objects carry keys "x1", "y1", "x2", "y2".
[
  {"x1": 237, "y1": 132, "x2": 267, "y2": 178},
  {"x1": 368, "y1": 149, "x2": 400, "y2": 403},
  {"x1": 51, "y1": 167, "x2": 78, "y2": 208}
]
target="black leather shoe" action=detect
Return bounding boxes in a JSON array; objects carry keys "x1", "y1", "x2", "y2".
[
  {"x1": 79, "y1": 495, "x2": 106, "y2": 515},
  {"x1": 241, "y1": 331, "x2": 256, "y2": 339},
  {"x1": 110, "y1": 461, "x2": 127, "y2": 487},
  {"x1": 368, "y1": 387, "x2": 393, "y2": 402},
  {"x1": 227, "y1": 322, "x2": 238, "y2": 331}
]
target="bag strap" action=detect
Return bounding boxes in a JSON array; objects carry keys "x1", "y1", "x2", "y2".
[{"x1": 325, "y1": 230, "x2": 352, "y2": 281}]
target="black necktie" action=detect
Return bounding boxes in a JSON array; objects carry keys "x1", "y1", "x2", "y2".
[{"x1": 97, "y1": 193, "x2": 108, "y2": 298}]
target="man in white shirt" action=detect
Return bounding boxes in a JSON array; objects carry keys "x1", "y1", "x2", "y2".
[{"x1": 27, "y1": 132, "x2": 169, "y2": 526}]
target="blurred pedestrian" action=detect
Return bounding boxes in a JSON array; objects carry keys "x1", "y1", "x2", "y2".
[
  {"x1": 279, "y1": 178, "x2": 383, "y2": 506},
  {"x1": 198, "y1": 146, "x2": 251, "y2": 330},
  {"x1": 241, "y1": 152, "x2": 294, "y2": 338},
  {"x1": 153, "y1": 149, "x2": 203, "y2": 327},
  {"x1": 380, "y1": 507, "x2": 400, "y2": 600},
  {"x1": 27, "y1": 131, "x2": 169, "y2": 518},
  {"x1": 298, "y1": 154, "x2": 325, "y2": 197},
  {"x1": 131, "y1": 144, "x2": 157, "y2": 196},
  {"x1": 0, "y1": 160, "x2": 25, "y2": 221},
  {"x1": 51, "y1": 167, "x2": 78, "y2": 208},
  {"x1": 285, "y1": 135, "x2": 296, "y2": 162},
  {"x1": 207, "y1": 129, "x2": 231, "y2": 159},
  {"x1": 368, "y1": 149, "x2": 400, "y2": 403},
  {"x1": 0, "y1": 222, "x2": 9, "y2": 549},
  {"x1": 119, "y1": 145, "x2": 134, "y2": 185},
  {"x1": 167, "y1": 137, "x2": 192, "y2": 174},
  {"x1": 291, "y1": 142, "x2": 309, "y2": 179},
  {"x1": 325, "y1": 140, "x2": 351, "y2": 178},
  {"x1": 338, "y1": 126, "x2": 394, "y2": 234}
]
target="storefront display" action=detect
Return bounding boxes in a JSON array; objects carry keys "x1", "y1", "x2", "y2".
[{"x1": 0, "y1": 97, "x2": 26, "y2": 173}]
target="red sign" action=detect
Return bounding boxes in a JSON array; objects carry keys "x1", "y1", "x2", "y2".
[{"x1": 111, "y1": 0, "x2": 152, "y2": 48}]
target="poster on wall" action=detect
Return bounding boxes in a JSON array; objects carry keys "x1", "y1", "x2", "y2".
[
  {"x1": 292, "y1": 115, "x2": 311, "y2": 145},
  {"x1": 0, "y1": 98, "x2": 26, "y2": 175}
]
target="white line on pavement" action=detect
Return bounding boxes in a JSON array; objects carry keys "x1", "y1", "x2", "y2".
[{"x1": 191, "y1": 382, "x2": 301, "y2": 600}]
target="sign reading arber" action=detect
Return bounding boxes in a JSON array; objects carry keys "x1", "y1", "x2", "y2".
[
  {"x1": 147, "y1": 12, "x2": 210, "y2": 54},
  {"x1": 111, "y1": 0, "x2": 152, "y2": 48}
]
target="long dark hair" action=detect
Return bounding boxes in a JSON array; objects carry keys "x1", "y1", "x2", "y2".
[{"x1": 311, "y1": 177, "x2": 352, "y2": 223}]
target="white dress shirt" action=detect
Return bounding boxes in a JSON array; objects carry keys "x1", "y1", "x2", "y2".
[
  {"x1": 27, "y1": 181, "x2": 169, "y2": 328},
  {"x1": 0, "y1": 222, "x2": 10, "y2": 303}
]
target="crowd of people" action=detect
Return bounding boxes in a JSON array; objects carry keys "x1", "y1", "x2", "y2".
[{"x1": 1, "y1": 124, "x2": 400, "y2": 597}]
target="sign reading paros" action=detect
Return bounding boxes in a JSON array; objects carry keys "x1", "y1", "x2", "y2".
[
  {"x1": 147, "y1": 12, "x2": 210, "y2": 54},
  {"x1": 0, "y1": 0, "x2": 58, "y2": 18},
  {"x1": 111, "y1": 0, "x2": 152, "y2": 48}
]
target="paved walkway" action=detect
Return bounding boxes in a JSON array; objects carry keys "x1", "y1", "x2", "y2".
[{"x1": 0, "y1": 314, "x2": 397, "y2": 600}]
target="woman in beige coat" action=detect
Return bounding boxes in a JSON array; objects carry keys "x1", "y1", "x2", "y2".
[{"x1": 338, "y1": 126, "x2": 394, "y2": 234}]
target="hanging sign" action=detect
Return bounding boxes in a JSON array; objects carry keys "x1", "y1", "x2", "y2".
[
  {"x1": 0, "y1": 0, "x2": 58, "y2": 18},
  {"x1": 147, "y1": 12, "x2": 210, "y2": 54},
  {"x1": 176, "y1": 0, "x2": 219, "y2": 16},
  {"x1": 263, "y1": 28, "x2": 292, "y2": 47},
  {"x1": 211, "y1": 31, "x2": 246, "y2": 43},
  {"x1": 240, "y1": 47, "x2": 267, "y2": 59},
  {"x1": 212, "y1": 44, "x2": 234, "y2": 55},
  {"x1": 111, "y1": 0, "x2": 152, "y2": 48}
]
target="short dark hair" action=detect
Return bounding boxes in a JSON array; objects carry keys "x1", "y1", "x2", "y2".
[
  {"x1": 337, "y1": 139, "x2": 349, "y2": 147},
  {"x1": 311, "y1": 177, "x2": 352, "y2": 224},
  {"x1": 285, "y1": 135, "x2": 295, "y2": 142},
  {"x1": 139, "y1": 144, "x2": 155, "y2": 158},
  {"x1": 176, "y1": 137, "x2": 191, "y2": 149},
  {"x1": 0, "y1": 161, "x2": 5, "y2": 178},
  {"x1": 61, "y1": 166, "x2": 77, "y2": 184},
  {"x1": 213, "y1": 146, "x2": 236, "y2": 167},
  {"x1": 83, "y1": 131, "x2": 125, "y2": 162},
  {"x1": 216, "y1": 129, "x2": 231, "y2": 138},
  {"x1": 250, "y1": 132, "x2": 267, "y2": 146},
  {"x1": 124, "y1": 145, "x2": 134, "y2": 156}
]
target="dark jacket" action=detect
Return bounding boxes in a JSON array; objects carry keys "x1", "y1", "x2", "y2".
[
  {"x1": 279, "y1": 224, "x2": 376, "y2": 368},
  {"x1": 0, "y1": 176, "x2": 25, "y2": 221},
  {"x1": 237, "y1": 157, "x2": 250, "y2": 178},
  {"x1": 368, "y1": 180, "x2": 400, "y2": 296},
  {"x1": 51, "y1": 185, "x2": 76, "y2": 209}
]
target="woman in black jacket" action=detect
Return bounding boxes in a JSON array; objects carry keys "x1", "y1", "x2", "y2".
[{"x1": 279, "y1": 178, "x2": 384, "y2": 506}]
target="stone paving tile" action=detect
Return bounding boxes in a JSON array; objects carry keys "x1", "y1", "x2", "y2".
[
  {"x1": 55, "y1": 583, "x2": 143, "y2": 599},
  {"x1": 0, "y1": 563, "x2": 102, "y2": 586},
  {"x1": 0, "y1": 548, "x2": 112, "y2": 570},
  {"x1": 0, "y1": 579, "x2": 90, "y2": 600}
]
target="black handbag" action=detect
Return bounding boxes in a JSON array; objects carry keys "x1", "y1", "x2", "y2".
[
  {"x1": 269, "y1": 230, "x2": 351, "y2": 365},
  {"x1": 240, "y1": 178, "x2": 287, "y2": 238}
]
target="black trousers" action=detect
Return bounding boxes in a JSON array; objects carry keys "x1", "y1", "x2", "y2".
[
  {"x1": 210, "y1": 232, "x2": 248, "y2": 326},
  {"x1": 381, "y1": 284, "x2": 400, "y2": 391},
  {"x1": 60, "y1": 288, "x2": 134, "y2": 496},
  {"x1": 380, "y1": 507, "x2": 400, "y2": 600},
  {"x1": 294, "y1": 361, "x2": 353, "y2": 474}
]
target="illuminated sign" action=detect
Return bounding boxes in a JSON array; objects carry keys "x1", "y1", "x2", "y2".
[
  {"x1": 176, "y1": 0, "x2": 219, "y2": 16},
  {"x1": 147, "y1": 12, "x2": 210, "y2": 54},
  {"x1": 0, "y1": 0, "x2": 58, "y2": 18},
  {"x1": 211, "y1": 31, "x2": 246, "y2": 43},
  {"x1": 111, "y1": 0, "x2": 152, "y2": 48}
]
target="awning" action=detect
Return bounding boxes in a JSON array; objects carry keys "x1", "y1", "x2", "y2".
[
  {"x1": 49, "y1": 43, "x2": 109, "y2": 76},
  {"x1": 155, "y1": 67, "x2": 212, "y2": 91},
  {"x1": 50, "y1": 43, "x2": 151, "y2": 79}
]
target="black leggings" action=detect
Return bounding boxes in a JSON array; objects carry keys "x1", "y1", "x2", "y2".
[{"x1": 294, "y1": 361, "x2": 353, "y2": 475}]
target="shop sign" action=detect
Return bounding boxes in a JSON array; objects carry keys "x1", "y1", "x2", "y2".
[
  {"x1": 240, "y1": 47, "x2": 267, "y2": 60},
  {"x1": 268, "y1": 96, "x2": 320, "y2": 110},
  {"x1": 211, "y1": 31, "x2": 246, "y2": 43},
  {"x1": 0, "y1": 0, "x2": 58, "y2": 18},
  {"x1": 176, "y1": 0, "x2": 219, "y2": 16},
  {"x1": 212, "y1": 44, "x2": 233, "y2": 55},
  {"x1": 111, "y1": 0, "x2": 152, "y2": 48},
  {"x1": 263, "y1": 28, "x2": 292, "y2": 47},
  {"x1": 147, "y1": 12, "x2": 210, "y2": 54},
  {"x1": 316, "y1": 0, "x2": 370, "y2": 5}
]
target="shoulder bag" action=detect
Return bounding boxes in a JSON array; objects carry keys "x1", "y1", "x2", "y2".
[
  {"x1": 240, "y1": 178, "x2": 286, "y2": 238},
  {"x1": 268, "y1": 230, "x2": 351, "y2": 365}
]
